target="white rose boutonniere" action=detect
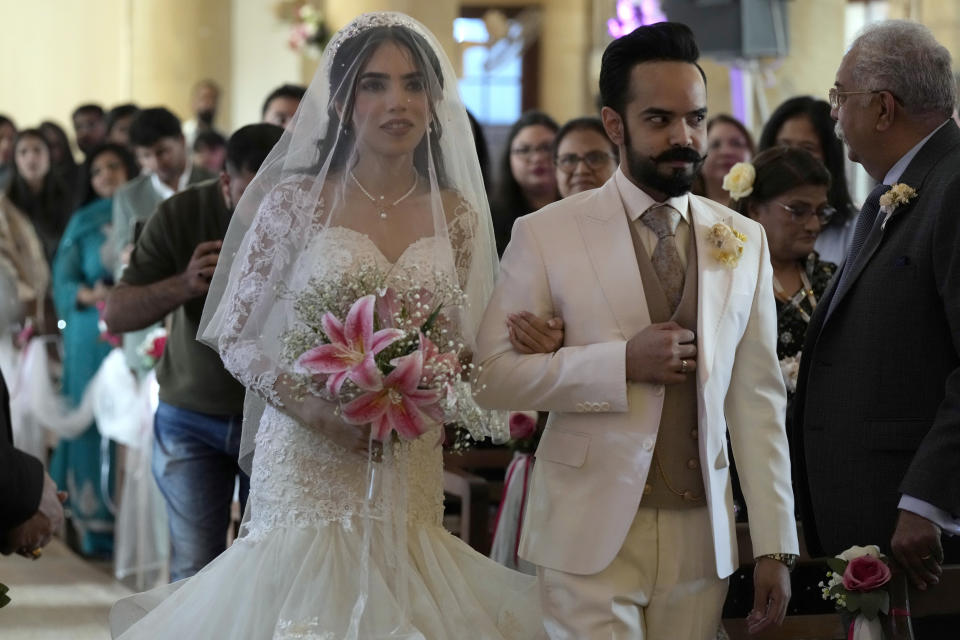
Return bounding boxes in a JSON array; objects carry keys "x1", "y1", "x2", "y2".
[
  {"x1": 878, "y1": 183, "x2": 917, "y2": 229},
  {"x1": 707, "y1": 221, "x2": 747, "y2": 268},
  {"x1": 721, "y1": 162, "x2": 756, "y2": 201}
]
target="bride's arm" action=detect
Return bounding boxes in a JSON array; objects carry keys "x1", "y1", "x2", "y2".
[{"x1": 213, "y1": 178, "x2": 367, "y2": 451}]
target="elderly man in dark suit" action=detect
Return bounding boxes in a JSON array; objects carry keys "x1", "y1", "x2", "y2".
[
  {"x1": 793, "y1": 19, "x2": 960, "y2": 636},
  {"x1": 0, "y1": 369, "x2": 66, "y2": 557}
]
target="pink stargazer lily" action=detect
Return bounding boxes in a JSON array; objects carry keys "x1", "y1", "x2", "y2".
[
  {"x1": 341, "y1": 351, "x2": 442, "y2": 441},
  {"x1": 297, "y1": 295, "x2": 404, "y2": 395},
  {"x1": 418, "y1": 333, "x2": 461, "y2": 386}
]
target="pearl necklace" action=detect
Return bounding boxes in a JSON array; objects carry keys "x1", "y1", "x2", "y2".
[{"x1": 349, "y1": 171, "x2": 418, "y2": 220}]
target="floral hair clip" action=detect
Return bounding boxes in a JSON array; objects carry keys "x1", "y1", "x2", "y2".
[{"x1": 721, "y1": 162, "x2": 756, "y2": 201}]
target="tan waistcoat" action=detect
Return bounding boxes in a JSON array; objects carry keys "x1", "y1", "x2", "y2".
[{"x1": 628, "y1": 215, "x2": 705, "y2": 509}]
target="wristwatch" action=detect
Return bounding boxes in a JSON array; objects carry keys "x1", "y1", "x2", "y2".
[{"x1": 760, "y1": 552, "x2": 798, "y2": 571}]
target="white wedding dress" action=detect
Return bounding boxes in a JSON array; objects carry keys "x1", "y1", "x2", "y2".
[{"x1": 112, "y1": 227, "x2": 541, "y2": 640}]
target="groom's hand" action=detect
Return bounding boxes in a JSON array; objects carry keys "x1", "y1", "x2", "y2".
[
  {"x1": 625, "y1": 322, "x2": 696, "y2": 385},
  {"x1": 747, "y1": 557, "x2": 791, "y2": 634}
]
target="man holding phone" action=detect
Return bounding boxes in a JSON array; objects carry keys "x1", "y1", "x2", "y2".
[{"x1": 103, "y1": 123, "x2": 283, "y2": 581}]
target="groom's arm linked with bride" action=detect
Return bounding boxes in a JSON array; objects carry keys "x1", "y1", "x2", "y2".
[{"x1": 474, "y1": 21, "x2": 798, "y2": 640}]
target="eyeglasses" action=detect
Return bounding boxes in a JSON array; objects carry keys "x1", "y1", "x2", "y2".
[
  {"x1": 555, "y1": 151, "x2": 616, "y2": 173},
  {"x1": 775, "y1": 201, "x2": 836, "y2": 225},
  {"x1": 828, "y1": 87, "x2": 899, "y2": 110},
  {"x1": 510, "y1": 143, "x2": 553, "y2": 159}
]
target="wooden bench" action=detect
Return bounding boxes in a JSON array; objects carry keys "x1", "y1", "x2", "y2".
[{"x1": 442, "y1": 447, "x2": 514, "y2": 554}]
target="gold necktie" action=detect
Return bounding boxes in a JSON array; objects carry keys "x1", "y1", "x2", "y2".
[{"x1": 641, "y1": 205, "x2": 684, "y2": 313}]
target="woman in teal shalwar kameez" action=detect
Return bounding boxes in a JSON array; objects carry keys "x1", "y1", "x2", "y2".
[{"x1": 50, "y1": 144, "x2": 137, "y2": 556}]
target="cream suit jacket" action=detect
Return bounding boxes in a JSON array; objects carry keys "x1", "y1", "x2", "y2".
[{"x1": 474, "y1": 178, "x2": 798, "y2": 578}]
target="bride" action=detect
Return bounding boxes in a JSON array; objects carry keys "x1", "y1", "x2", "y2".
[{"x1": 111, "y1": 12, "x2": 547, "y2": 640}]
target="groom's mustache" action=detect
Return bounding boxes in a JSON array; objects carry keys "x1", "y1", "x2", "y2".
[{"x1": 651, "y1": 147, "x2": 706, "y2": 165}]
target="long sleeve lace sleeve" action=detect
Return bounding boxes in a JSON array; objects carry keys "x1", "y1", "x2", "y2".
[{"x1": 215, "y1": 177, "x2": 318, "y2": 407}]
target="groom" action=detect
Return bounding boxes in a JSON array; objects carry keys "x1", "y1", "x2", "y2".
[{"x1": 475, "y1": 22, "x2": 797, "y2": 639}]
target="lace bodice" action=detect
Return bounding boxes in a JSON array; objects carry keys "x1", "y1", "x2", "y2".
[{"x1": 242, "y1": 226, "x2": 448, "y2": 540}]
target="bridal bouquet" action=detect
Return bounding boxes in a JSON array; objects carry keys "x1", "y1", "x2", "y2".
[
  {"x1": 820, "y1": 545, "x2": 898, "y2": 640},
  {"x1": 281, "y1": 261, "x2": 473, "y2": 442}
]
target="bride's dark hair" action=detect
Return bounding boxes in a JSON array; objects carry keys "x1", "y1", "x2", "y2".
[{"x1": 313, "y1": 25, "x2": 448, "y2": 187}]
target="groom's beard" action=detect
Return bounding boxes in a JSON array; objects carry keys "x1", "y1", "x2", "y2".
[{"x1": 625, "y1": 130, "x2": 705, "y2": 198}]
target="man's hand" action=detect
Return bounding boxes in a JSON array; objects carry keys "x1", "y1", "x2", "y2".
[
  {"x1": 747, "y1": 557, "x2": 791, "y2": 634},
  {"x1": 2, "y1": 474, "x2": 67, "y2": 557},
  {"x1": 77, "y1": 280, "x2": 110, "y2": 307},
  {"x1": 625, "y1": 321, "x2": 696, "y2": 384},
  {"x1": 507, "y1": 312, "x2": 563, "y2": 354},
  {"x1": 891, "y1": 509, "x2": 943, "y2": 591},
  {"x1": 180, "y1": 240, "x2": 221, "y2": 298}
]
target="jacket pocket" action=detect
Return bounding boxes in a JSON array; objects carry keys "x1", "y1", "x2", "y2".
[{"x1": 535, "y1": 430, "x2": 590, "y2": 468}]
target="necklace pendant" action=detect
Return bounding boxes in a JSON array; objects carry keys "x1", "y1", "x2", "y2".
[{"x1": 379, "y1": 210, "x2": 388, "y2": 219}]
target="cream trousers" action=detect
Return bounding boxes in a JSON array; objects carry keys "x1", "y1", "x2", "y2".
[{"x1": 537, "y1": 507, "x2": 728, "y2": 640}]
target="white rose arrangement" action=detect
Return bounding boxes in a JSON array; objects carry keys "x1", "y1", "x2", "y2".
[{"x1": 707, "y1": 222, "x2": 747, "y2": 269}]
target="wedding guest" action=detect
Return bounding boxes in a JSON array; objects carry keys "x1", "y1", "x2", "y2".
[
  {"x1": 49, "y1": 143, "x2": 138, "y2": 558},
  {"x1": 1, "y1": 370, "x2": 67, "y2": 559},
  {"x1": 261, "y1": 83, "x2": 305, "y2": 129},
  {"x1": 758, "y1": 96, "x2": 858, "y2": 264},
  {"x1": 728, "y1": 147, "x2": 836, "y2": 364},
  {"x1": 490, "y1": 110, "x2": 559, "y2": 256},
  {"x1": 553, "y1": 116, "x2": 617, "y2": 197},
  {"x1": 103, "y1": 123, "x2": 282, "y2": 581},
  {"x1": 0, "y1": 115, "x2": 16, "y2": 191},
  {"x1": 39, "y1": 121, "x2": 81, "y2": 203},
  {"x1": 693, "y1": 114, "x2": 754, "y2": 207},
  {"x1": 4, "y1": 129, "x2": 73, "y2": 265},
  {"x1": 182, "y1": 79, "x2": 222, "y2": 147},
  {"x1": 72, "y1": 104, "x2": 108, "y2": 158},
  {"x1": 193, "y1": 130, "x2": 227, "y2": 173},
  {"x1": 106, "y1": 104, "x2": 140, "y2": 148},
  {"x1": 794, "y1": 21, "x2": 960, "y2": 637},
  {"x1": 110, "y1": 107, "x2": 215, "y2": 376}
]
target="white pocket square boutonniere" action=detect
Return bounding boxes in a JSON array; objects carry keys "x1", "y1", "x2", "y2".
[
  {"x1": 707, "y1": 221, "x2": 747, "y2": 268},
  {"x1": 878, "y1": 183, "x2": 917, "y2": 229}
]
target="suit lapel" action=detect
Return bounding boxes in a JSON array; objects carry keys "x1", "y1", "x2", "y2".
[
  {"x1": 577, "y1": 180, "x2": 652, "y2": 339},
  {"x1": 690, "y1": 197, "x2": 735, "y2": 383},
  {"x1": 824, "y1": 122, "x2": 960, "y2": 323}
]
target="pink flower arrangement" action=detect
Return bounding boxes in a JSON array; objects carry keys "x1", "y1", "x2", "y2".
[
  {"x1": 508, "y1": 411, "x2": 538, "y2": 441},
  {"x1": 290, "y1": 284, "x2": 468, "y2": 443},
  {"x1": 842, "y1": 555, "x2": 892, "y2": 592}
]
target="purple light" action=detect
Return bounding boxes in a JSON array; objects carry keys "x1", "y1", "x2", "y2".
[{"x1": 608, "y1": 0, "x2": 667, "y2": 38}]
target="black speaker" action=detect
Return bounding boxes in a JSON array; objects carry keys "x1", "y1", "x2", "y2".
[{"x1": 660, "y1": 0, "x2": 790, "y2": 59}]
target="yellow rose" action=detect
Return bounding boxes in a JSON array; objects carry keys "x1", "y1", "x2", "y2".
[
  {"x1": 721, "y1": 162, "x2": 756, "y2": 200},
  {"x1": 707, "y1": 222, "x2": 746, "y2": 268}
]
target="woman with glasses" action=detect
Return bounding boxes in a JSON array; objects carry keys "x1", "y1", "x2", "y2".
[
  {"x1": 726, "y1": 146, "x2": 837, "y2": 362},
  {"x1": 552, "y1": 116, "x2": 618, "y2": 198},
  {"x1": 491, "y1": 110, "x2": 559, "y2": 256},
  {"x1": 758, "y1": 96, "x2": 858, "y2": 265}
]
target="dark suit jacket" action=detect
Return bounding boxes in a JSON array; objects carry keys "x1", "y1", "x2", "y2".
[
  {"x1": 792, "y1": 121, "x2": 960, "y2": 559},
  {"x1": 0, "y1": 369, "x2": 43, "y2": 538}
]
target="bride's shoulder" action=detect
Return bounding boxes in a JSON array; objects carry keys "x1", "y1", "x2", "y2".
[{"x1": 439, "y1": 188, "x2": 477, "y2": 227}]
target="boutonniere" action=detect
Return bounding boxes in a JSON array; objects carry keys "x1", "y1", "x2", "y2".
[
  {"x1": 878, "y1": 183, "x2": 917, "y2": 229},
  {"x1": 707, "y1": 221, "x2": 747, "y2": 268}
]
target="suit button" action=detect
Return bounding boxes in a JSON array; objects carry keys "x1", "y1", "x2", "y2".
[
  {"x1": 643, "y1": 483, "x2": 653, "y2": 496},
  {"x1": 576, "y1": 403, "x2": 585, "y2": 412},
  {"x1": 690, "y1": 429, "x2": 698, "y2": 439},
  {"x1": 687, "y1": 458, "x2": 699, "y2": 470},
  {"x1": 590, "y1": 402, "x2": 600, "y2": 411},
  {"x1": 601, "y1": 402, "x2": 610, "y2": 411},
  {"x1": 642, "y1": 438, "x2": 654, "y2": 451}
]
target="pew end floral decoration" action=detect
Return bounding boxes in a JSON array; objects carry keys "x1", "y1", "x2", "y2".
[
  {"x1": 275, "y1": 1, "x2": 330, "y2": 56},
  {"x1": 820, "y1": 544, "x2": 907, "y2": 639}
]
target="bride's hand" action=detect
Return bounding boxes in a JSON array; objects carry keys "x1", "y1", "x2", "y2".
[
  {"x1": 292, "y1": 392, "x2": 370, "y2": 454},
  {"x1": 507, "y1": 312, "x2": 564, "y2": 354}
]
